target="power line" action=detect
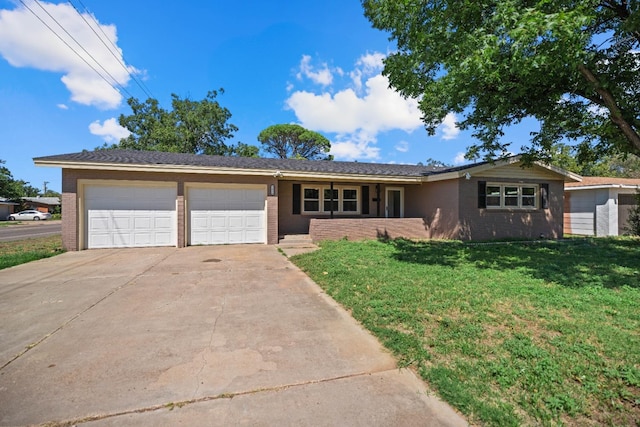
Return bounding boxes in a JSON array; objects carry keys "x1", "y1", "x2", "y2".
[
  {"x1": 68, "y1": 0, "x2": 154, "y2": 99},
  {"x1": 29, "y1": 0, "x2": 134, "y2": 98},
  {"x1": 18, "y1": 0, "x2": 134, "y2": 99}
]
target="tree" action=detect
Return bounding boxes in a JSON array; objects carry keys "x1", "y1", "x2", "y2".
[
  {"x1": 362, "y1": 0, "x2": 640, "y2": 164},
  {"x1": 257, "y1": 124, "x2": 332, "y2": 160},
  {"x1": 231, "y1": 142, "x2": 260, "y2": 158},
  {"x1": 0, "y1": 160, "x2": 20, "y2": 199},
  {"x1": 626, "y1": 192, "x2": 640, "y2": 236},
  {"x1": 549, "y1": 143, "x2": 640, "y2": 177},
  {"x1": 423, "y1": 158, "x2": 452, "y2": 168},
  {"x1": 0, "y1": 160, "x2": 41, "y2": 199},
  {"x1": 115, "y1": 90, "x2": 240, "y2": 155}
]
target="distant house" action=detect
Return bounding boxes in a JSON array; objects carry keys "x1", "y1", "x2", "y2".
[
  {"x1": 564, "y1": 177, "x2": 640, "y2": 236},
  {"x1": 0, "y1": 198, "x2": 19, "y2": 220},
  {"x1": 34, "y1": 150, "x2": 579, "y2": 251},
  {"x1": 22, "y1": 196, "x2": 61, "y2": 213}
]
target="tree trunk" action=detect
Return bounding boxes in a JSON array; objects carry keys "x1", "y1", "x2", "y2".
[{"x1": 578, "y1": 64, "x2": 640, "y2": 154}]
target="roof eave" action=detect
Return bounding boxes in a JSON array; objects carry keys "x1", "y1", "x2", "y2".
[
  {"x1": 565, "y1": 184, "x2": 640, "y2": 191},
  {"x1": 423, "y1": 157, "x2": 582, "y2": 182},
  {"x1": 34, "y1": 160, "x2": 424, "y2": 183}
]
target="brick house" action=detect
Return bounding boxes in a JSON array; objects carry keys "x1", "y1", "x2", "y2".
[{"x1": 34, "y1": 150, "x2": 580, "y2": 250}]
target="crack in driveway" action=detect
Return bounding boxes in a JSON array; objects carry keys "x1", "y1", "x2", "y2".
[
  {"x1": 0, "y1": 251, "x2": 176, "y2": 372},
  {"x1": 36, "y1": 369, "x2": 396, "y2": 427},
  {"x1": 192, "y1": 296, "x2": 226, "y2": 399}
]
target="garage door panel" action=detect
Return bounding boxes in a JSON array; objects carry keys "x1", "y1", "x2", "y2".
[
  {"x1": 188, "y1": 187, "x2": 266, "y2": 245},
  {"x1": 245, "y1": 214, "x2": 263, "y2": 228},
  {"x1": 85, "y1": 185, "x2": 177, "y2": 249}
]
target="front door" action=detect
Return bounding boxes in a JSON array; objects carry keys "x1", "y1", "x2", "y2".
[{"x1": 386, "y1": 188, "x2": 404, "y2": 218}]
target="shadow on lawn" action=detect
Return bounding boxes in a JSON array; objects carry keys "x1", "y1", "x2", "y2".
[{"x1": 388, "y1": 237, "x2": 640, "y2": 289}]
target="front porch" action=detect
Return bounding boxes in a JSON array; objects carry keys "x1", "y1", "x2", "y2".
[{"x1": 308, "y1": 217, "x2": 430, "y2": 242}]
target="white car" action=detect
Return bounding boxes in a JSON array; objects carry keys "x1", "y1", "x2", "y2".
[{"x1": 7, "y1": 210, "x2": 52, "y2": 221}]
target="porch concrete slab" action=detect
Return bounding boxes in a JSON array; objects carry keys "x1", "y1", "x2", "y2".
[{"x1": 0, "y1": 246, "x2": 467, "y2": 427}]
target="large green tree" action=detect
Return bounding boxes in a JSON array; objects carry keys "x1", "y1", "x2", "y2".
[
  {"x1": 113, "y1": 90, "x2": 257, "y2": 156},
  {"x1": 0, "y1": 160, "x2": 41, "y2": 199},
  {"x1": 549, "y1": 143, "x2": 640, "y2": 177},
  {"x1": 362, "y1": 0, "x2": 640, "y2": 163},
  {"x1": 258, "y1": 124, "x2": 333, "y2": 160}
]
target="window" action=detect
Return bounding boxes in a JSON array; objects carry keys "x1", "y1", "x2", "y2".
[
  {"x1": 342, "y1": 189, "x2": 358, "y2": 212},
  {"x1": 303, "y1": 188, "x2": 320, "y2": 212},
  {"x1": 302, "y1": 185, "x2": 359, "y2": 214},
  {"x1": 485, "y1": 183, "x2": 538, "y2": 209},
  {"x1": 323, "y1": 188, "x2": 339, "y2": 212}
]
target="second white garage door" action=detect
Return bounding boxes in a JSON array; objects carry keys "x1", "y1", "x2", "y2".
[{"x1": 188, "y1": 186, "x2": 266, "y2": 245}]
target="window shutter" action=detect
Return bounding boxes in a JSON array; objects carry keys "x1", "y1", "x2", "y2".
[
  {"x1": 361, "y1": 185, "x2": 370, "y2": 215},
  {"x1": 540, "y1": 183, "x2": 549, "y2": 209},
  {"x1": 478, "y1": 181, "x2": 487, "y2": 208},
  {"x1": 292, "y1": 184, "x2": 301, "y2": 215}
]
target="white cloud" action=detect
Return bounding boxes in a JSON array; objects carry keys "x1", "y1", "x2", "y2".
[
  {"x1": 330, "y1": 131, "x2": 381, "y2": 160},
  {"x1": 89, "y1": 117, "x2": 130, "y2": 142},
  {"x1": 287, "y1": 75, "x2": 422, "y2": 135},
  {"x1": 350, "y1": 52, "x2": 385, "y2": 92},
  {"x1": 395, "y1": 141, "x2": 409, "y2": 153},
  {"x1": 296, "y1": 55, "x2": 333, "y2": 86},
  {"x1": 0, "y1": 1, "x2": 136, "y2": 109},
  {"x1": 453, "y1": 152, "x2": 466, "y2": 165},
  {"x1": 56, "y1": 103, "x2": 68, "y2": 110},
  {"x1": 286, "y1": 52, "x2": 423, "y2": 162},
  {"x1": 440, "y1": 113, "x2": 460, "y2": 140}
]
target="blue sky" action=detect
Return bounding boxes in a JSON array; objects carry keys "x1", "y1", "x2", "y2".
[{"x1": 0, "y1": 0, "x2": 522, "y2": 193}]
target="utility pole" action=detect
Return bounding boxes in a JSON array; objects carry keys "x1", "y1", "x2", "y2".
[{"x1": 43, "y1": 181, "x2": 49, "y2": 195}]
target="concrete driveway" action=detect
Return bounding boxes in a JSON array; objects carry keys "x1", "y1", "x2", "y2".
[{"x1": 0, "y1": 245, "x2": 466, "y2": 426}]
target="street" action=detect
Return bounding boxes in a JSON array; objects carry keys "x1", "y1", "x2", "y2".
[{"x1": 0, "y1": 220, "x2": 61, "y2": 242}]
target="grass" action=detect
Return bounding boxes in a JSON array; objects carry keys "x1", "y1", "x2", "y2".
[
  {"x1": 292, "y1": 237, "x2": 640, "y2": 426},
  {"x1": 0, "y1": 235, "x2": 64, "y2": 270}
]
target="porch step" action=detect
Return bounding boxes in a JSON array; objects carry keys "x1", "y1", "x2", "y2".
[
  {"x1": 278, "y1": 234, "x2": 314, "y2": 245},
  {"x1": 276, "y1": 234, "x2": 319, "y2": 257}
]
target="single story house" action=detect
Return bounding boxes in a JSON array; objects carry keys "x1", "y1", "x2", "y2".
[
  {"x1": 34, "y1": 150, "x2": 580, "y2": 251},
  {"x1": 22, "y1": 196, "x2": 61, "y2": 213},
  {"x1": 564, "y1": 177, "x2": 640, "y2": 236},
  {"x1": 0, "y1": 198, "x2": 19, "y2": 220}
]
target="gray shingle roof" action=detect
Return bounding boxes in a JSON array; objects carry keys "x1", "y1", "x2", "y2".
[{"x1": 34, "y1": 149, "x2": 470, "y2": 177}]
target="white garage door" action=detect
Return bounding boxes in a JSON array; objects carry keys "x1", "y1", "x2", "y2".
[
  {"x1": 85, "y1": 184, "x2": 177, "y2": 249},
  {"x1": 189, "y1": 186, "x2": 266, "y2": 245}
]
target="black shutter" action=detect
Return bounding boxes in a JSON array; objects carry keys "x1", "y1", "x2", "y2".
[
  {"x1": 540, "y1": 183, "x2": 549, "y2": 209},
  {"x1": 292, "y1": 184, "x2": 301, "y2": 215},
  {"x1": 361, "y1": 185, "x2": 370, "y2": 215},
  {"x1": 478, "y1": 181, "x2": 487, "y2": 208}
]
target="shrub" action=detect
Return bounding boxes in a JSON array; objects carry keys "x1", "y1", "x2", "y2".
[{"x1": 625, "y1": 191, "x2": 640, "y2": 236}]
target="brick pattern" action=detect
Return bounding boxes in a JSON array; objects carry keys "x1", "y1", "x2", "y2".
[
  {"x1": 309, "y1": 218, "x2": 430, "y2": 242},
  {"x1": 458, "y1": 178, "x2": 564, "y2": 240},
  {"x1": 61, "y1": 169, "x2": 78, "y2": 251}
]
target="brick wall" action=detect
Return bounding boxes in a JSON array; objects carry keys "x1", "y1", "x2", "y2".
[
  {"x1": 458, "y1": 178, "x2": 564, "y2": 240},
  {"x1": 309, "y1": 218, "x2": 430, "y2": 242},
  {"x1": 61, "y1": 169, "x2": 78, "y2": 251}
]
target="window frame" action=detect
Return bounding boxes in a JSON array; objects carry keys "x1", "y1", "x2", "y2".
[
  {"x1": 485, "y1": 183, "x2": 539, "y2": 210},
  {"x1": 302, "y1": 185, "x2": 360, "y2": 215}
]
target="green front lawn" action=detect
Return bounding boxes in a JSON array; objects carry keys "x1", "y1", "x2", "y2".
[
  {"x1": 0, "y1": 235, "x2": 64, "y2": 270},
  {"x1": 292, "y1": 237, "x2": 640, "y2": 426}
]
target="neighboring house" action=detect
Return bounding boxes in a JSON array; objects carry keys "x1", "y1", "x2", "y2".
[
  {"x1": 34, "y1": 150, "x2": 580, "y2": 251},
  {"x1": 0, "y1": 198, "x2": 19, "y2": 220},
  {"x1": 564, "y1": 177, "x2": 640, "y2": 236},
  {"x1": 22, "y1": 196, "x2": 61, "y2": 213}
]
